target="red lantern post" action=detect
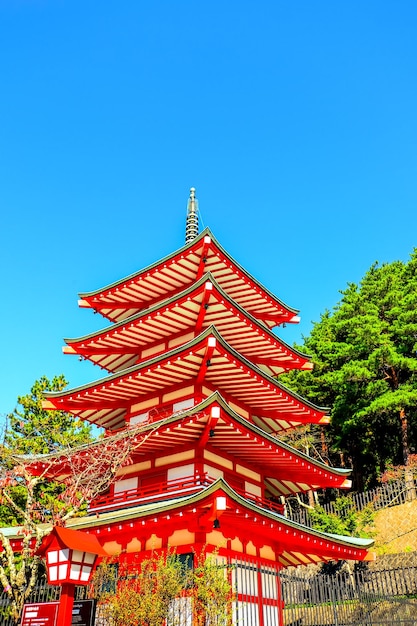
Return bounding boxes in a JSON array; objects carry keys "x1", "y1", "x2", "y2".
[{"x1": 36, "y1": 527, "x2": 108, "y2": 626}]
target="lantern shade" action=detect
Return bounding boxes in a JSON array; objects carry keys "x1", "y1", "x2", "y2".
[{"x1": 36, "y1": 527, "x2": 108, "y2": 586}]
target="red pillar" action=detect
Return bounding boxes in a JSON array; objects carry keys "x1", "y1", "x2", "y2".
[{"x1": 57, "y1": 583, "x2": 75, "y2": 626}]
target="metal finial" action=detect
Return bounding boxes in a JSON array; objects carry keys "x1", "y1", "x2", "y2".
[{"x1": 185, "y1": 187, "x2": 199, "y2": 243}]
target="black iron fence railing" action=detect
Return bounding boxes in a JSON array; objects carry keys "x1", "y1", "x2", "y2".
[
  {"x1": 281, "y1": 564, "x2": 417, "y2": 625},
  {"x1": 1, "y1": 562, "x2": 417, "y2": 626},
  {"x1": 0, "y1": 585, "x2": 89, "y2": 626},
  {"x1": 285, "y1": 477, "x2": 417, "y2": 528}
]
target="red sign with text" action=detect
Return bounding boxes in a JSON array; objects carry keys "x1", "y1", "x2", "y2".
[{"x1": 21, "y1": 602, "x2": 59, "y2": 626}]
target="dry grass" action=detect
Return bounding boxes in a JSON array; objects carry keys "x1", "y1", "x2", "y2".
[
  {"x1": 284, "y1": 599, "x2": 417, "y2": 625},
  {"x1": 374, "y1": 499, "x2": 417, "y2": 554}
]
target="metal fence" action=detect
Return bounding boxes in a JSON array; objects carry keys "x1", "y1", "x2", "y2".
[
  {"x1": 2, "y1": 562, "x2": 417, "y2": 625},
  {"x1": 0, "y1": 585, "x2": 88, "y2": 626},
  {"x1": 286, "y1": 478, "x2": 417, "y2": 528},
  {"x1": 281, "y1": 564, "x2": 417, "y2": 626}
]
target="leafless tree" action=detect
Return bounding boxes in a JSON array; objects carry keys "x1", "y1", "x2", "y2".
[{"x1": 0, "y1": 424, "x2": 158, "y2": 622}]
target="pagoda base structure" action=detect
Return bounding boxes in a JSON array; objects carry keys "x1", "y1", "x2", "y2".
[
  {"x1": 35, "y1": 192, "x2": 373, "y2": 625},
  {"x1": 65, "y1": 478, "x2": 371, "y2": 625}
]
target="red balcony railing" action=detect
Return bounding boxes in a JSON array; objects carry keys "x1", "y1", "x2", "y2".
[
  {"x1": 89, "y1": 474, "x2": 215, "y2": 513},
  {"x1": 232, "y1": 487, "x2": 285, "y2": 515},
  {"x1": 89, "y1": 473, "x2": 285, "y2": 516}
]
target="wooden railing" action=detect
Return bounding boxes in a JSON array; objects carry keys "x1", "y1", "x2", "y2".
[
  {"x1": 89, "y1": 474, "x2": 286, "y2": 515},
  {"x1": 232, "y1": 487, "x2": 285, "y2": 515},
  {"x1": 89, "y1": 474, "x2": 215, "y2": 512},
  {"x1": 348, "y1": 478, "x2": 416, "y2": 511}
]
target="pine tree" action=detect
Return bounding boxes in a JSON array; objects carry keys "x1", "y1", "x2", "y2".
[{"x1": 283, "y1": 251, "x2": 417, "y2": 489}]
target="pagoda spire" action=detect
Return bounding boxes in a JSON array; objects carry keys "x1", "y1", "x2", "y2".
[{"x1": 185, "y1": 187, "x2": 199, "y2": 243}]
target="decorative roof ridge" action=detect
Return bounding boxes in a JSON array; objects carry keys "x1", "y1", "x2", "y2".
[
  {"x1": 45, "y1": 325, "x2": 328, "y2": 416},
  {"x1": 201, "y1": 229, "x2": 299, "y2": 317},
  {"x1": 79, "y1": 227, "x2": 212, "y2": 299},
  {"x1": 45, "y1": 324, "x2": 216, "y2": 399},
  {"x1": 78, "y1": 226, "x2": 298, "y2": 319},
  {"x1": 65, "y1": 271, "x2": 312, "y2": 365}
]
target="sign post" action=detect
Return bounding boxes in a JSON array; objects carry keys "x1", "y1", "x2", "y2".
[
  {"x1": 21, "y1": 599, "x2": 97, "y2": 626},
  {"x1": 21, "y1": 602, "x2": 59, "y2": 626}
]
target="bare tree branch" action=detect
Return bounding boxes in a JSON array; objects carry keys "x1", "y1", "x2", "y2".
[{"x1": 0, "y1": 418, "x2": 162, "y2": 622}]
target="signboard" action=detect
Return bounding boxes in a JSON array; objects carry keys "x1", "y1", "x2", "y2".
[
  {"x1": 21, "y1": 599, "x2": 96, "y2": 626},
  {"x1": 21, "y1": 602, "x2": 59, "y2": 626},
  {"x1": 71, "y1": 599, "x2": 96, "y2": 626}
]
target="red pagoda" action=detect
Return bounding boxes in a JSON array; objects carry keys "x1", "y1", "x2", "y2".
[{"x1": 42, "y1": 188, "x2": 373, "y2": 624}]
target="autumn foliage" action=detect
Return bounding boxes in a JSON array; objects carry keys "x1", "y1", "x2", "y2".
[{"x1": 90, "y1": 549, "x2": 234, "y2": 626}]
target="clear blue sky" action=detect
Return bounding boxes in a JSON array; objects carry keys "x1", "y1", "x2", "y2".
[{"x1": 1, "y1": 1, "x2": 417, "y2": 420}]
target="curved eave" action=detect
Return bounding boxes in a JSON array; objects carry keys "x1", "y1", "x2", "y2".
[
  {"x1": 78, "y1": 228, "x2": 298, "y2": 327},
  {"x1": 44, "y1": 326, "x2": 328, "y2": 431},
  {"x1": 66, "y1": 272, "x2": 312, "y2": 375},
  {"x1": 68, "y1": 479, "x2": 374, "y2": 567},
  {"x1": 26, "y1": 392, "x2": 348, "y2": 495},
  {"x1": 120, "y1": 392, "x2": 349, "y2": 493},
  {"x1": 1, "y1": 480, "x2": 373, "y2": 566},
  {"x1": 122, "y1": 393, "x2": 350, "y2": 493},
  {"x1": 203, "y1": 393, "x2": 350, "y2": 491}
]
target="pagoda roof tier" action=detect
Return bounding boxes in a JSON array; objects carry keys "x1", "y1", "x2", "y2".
[
  {"x1": 65, "y1": 273, "x2": 312, "y2": 376},
  {"x1": 2, "y1": 482, "x2": 374, "y2": 567},
  {"x1": 66, "y1": 480, "x2": 374, "y2": 567},
  {"x1": 32, "y1": 393, "x2": 350, "y2": 498},
  {"x1": 106, "y1": 393, "x2": 351, "y2": 498},
  {"x1": 44, "y1": 327, "x2": 329, "y2": 432},
  {"x1": 78, "y1": 228, "x2": 299, "y2": 328}
]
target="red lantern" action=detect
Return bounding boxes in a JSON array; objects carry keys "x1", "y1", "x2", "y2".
[
  {"x1": 38, "y1": 526, "x2": 107, "y2": 586},
  {"x1": 36, "y1": 526, "x2": 108, "y2": 626},
  {"x1": 46, "y1": 545, "x2": 96, "y2": 585}
]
